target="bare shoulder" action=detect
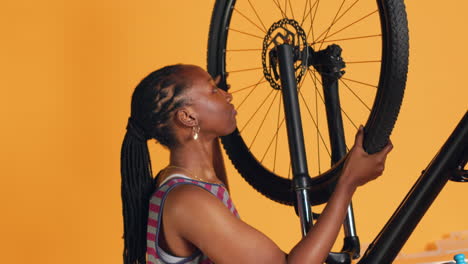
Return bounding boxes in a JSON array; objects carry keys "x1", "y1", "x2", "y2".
[
  {"x1": 163, "y1": 183, "x2": 226, "y2": 218},
  {"x1": 163, "y1": 184, "x2": 286, "y2": 264}
]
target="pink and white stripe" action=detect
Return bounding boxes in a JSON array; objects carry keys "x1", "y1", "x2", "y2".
[{"x1": 146, "y1": 175, "x2": 240, "y2": 263}]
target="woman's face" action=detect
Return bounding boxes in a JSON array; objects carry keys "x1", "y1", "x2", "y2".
[{"x1": 181, "y1": 65, "x2": 237, "y2": 138}]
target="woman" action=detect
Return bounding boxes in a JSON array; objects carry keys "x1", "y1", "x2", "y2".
[{"x1": 121, "y1": 64, "x2": 393, "y2": 264}]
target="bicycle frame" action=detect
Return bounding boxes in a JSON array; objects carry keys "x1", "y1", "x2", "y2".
[
  {"x1": 358, "y1": 111, "x2": 468, "y2": 263},
  {"x1": 277, "y1": 42, "x2": 468, "y2": 263}
]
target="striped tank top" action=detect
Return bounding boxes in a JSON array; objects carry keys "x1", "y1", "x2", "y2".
[{"x1": 146, "y1": 174, "x2": 240, "y2": 264}]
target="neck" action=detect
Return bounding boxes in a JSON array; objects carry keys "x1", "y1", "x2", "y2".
[{"x1": 169, "y1": 138, "x2": 218, "y2": 182}]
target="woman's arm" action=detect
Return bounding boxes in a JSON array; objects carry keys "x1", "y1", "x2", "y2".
[
  {"x1": 288, "y1": 126, "x2": 393, "y2": 263},
  {"x1": 167, "y1": 126, "x2": 392, "y2": 264},
  {"x1": 287, "y1": 171, "x2": 356, "y2": 263},
  {"x1": 165, "y1": 185, "x2": 286, "y2": 264}
]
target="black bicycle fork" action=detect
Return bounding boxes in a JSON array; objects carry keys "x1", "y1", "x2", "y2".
[
  {"x1": 277, "y1": 43, "x2": 357, "y2": 263},
  {"x1": 276, "y1": 43, "x2": 468, "y2": 263}
]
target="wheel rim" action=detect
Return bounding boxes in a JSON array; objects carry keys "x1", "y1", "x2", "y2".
[{"x1": 208, "y1": 0, "x2": 407, "y2": 205}]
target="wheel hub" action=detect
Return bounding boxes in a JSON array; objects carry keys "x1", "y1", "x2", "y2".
[
  {"x1": 262, "y1": 19, "x2": 346, "y2": 90},
  {"x1": 262, "y1": 18, "x2": 308, "y2": 90}
]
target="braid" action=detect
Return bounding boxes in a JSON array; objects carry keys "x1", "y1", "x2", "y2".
[
  {"x1": 132, "y1": 65, "x2": 191, "y2": 147},
  {"x1": 149, "y1": 80, "x2": 189, "y2": 147},
  {"x1": 121, "y1": 133, "x2": 154, "y2": 264},
  {"x1": 121, "y1": 64, "x2": 191, "y2": 264}
]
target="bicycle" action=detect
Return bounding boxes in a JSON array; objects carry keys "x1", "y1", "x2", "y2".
[
  {"x1": 206, "y1": 0, "x2": 468, "y2": 263},
  {"x1": 204, "y1": 0, "x2": 454, "y2": 263}
]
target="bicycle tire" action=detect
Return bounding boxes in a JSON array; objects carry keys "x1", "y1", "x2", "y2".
[{"x1": 207, "y1": 0, "x2": 409, "y2": 206}]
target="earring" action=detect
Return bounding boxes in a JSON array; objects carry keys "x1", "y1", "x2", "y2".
[{"x1": 192, "y1": 125, "x2": 200, "y2": 140}]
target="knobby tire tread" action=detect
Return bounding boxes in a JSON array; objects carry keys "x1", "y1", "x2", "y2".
[{"x1": 207, "y1": 0, "x2": 409, "y2": 205}]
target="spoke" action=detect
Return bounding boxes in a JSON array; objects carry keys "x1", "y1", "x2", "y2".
[
  {"x1": 333, "y1": 0, "x2": 361, "y2": 26},
  {"x1": 313, "y1": 71, "x2": 322, "y2": 173},
  {"x1": 339, "y1": 79, "x2": 371, "y2": 111},
  {"x1": 249, "y1": 91, "x2": 280, "y2": 149},
  {"x1": 260, "y1": 112, "x2": 286, "y2": 164},
  {"x1": 287, "y1": 0, "x2": 295, "y2": 19},
  {"x1": 273, "y1": 95, "x2": 282, "y2": 172},
  {"x1": 317, "y1": 33, "x2": 381, "y2": 44},
  {"x1": 298, "y1": 69, "x2": 308, "y2": 88},
  {"x1": 301, "y1": 0, "x2": 318, "y2": 27},
  {"x1": 226, "y1": 48, "x2": 263, "y2": 52},
  {"x1": 236, "y1": 76, "x2": 265, "y2": 110},
  {"x1": 260, "y1": 76, "x2": 307, "y2": 170},
  {"x1": 240, "y1": 88, "x2": 275, "y2": 133},
  {"x1": 341, "y1": 77, "x2": 377, "y2": 88},
  {"x1": 247, "y1": 0, "x2": 268, "y2": 32},
  {"x1": 339, "y1": 104, "x2": 358, "y2": 130},
  {"x1": 231, "y1": 80, "x2": 268, "y2": 94},
  {"x1": 234, "y1": 8, "x2": 266, "y2": 33},
  {"x1": 296, "y1": 72, "x2": 324, "y2": 172},
  {"x1": 311, "y1": 71, "x2": 358, "y2": 130},
  {"x1": 273, "y1": 0, "x2": 287, "y2": 19},
  {"x1": 309, "y1": 71, "x2": 356, "y2": 157},
  {"x1": 313, "y1": 0, "x2": 361, "y2": 43},
  {"x1": 307, "y1": 0, "x2": 320, "y2": 44},
  {"x1": 317, "y1": 0, "x2": 346, "y2": 51},
  {"x1": 300, "y1": 0, "x2": 309, "y2": 26},
  {"x1": 229, "y1": 67, "x2": 263, "y2": 73},
  {"x1": 299, "y1": 87, "x2": 331, "y2": 157},
  {"x1": 346, "y1": 60, "x2": 381, "y2": 64},
  {"x1": 284, "y1": 0, "x2": 288, "y2": 17},
  {"x1": 309, "y1": 70, "x2": 326, "y2": 105},
  {"x1": 229, "y1": 28, "x2": 264, "y2": 40},
  {"x1": 315, "y1": 10, "x2": 379, "y2": 43}
]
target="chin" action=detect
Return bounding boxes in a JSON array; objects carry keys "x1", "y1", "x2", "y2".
[{"x1": 222, "y1": 121, "x2": 237, "y2": 136}]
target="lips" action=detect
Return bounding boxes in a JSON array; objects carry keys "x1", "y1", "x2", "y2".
[{"x1": 229, "y1": 104, "x2": 237, "y2": 116}]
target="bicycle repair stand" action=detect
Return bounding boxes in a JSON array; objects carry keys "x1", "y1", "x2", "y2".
[{"x1": 276, "y1": 41, "x2": 467, "y2": 264}]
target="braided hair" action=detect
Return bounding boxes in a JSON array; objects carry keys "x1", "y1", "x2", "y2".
[{"x1": 120, "y1": 64, "x2": 192, "y2": 264}]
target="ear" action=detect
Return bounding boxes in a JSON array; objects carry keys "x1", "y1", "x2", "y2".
[{"x1": 175, "y1": 107, "x2": 198, "y2": 127}]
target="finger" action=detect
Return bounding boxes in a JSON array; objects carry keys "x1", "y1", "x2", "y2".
[
  {"x1": 380, "y1": 140, "x2": 394, "y2": 156},
  {"x1": 385, "y1": 140, "x2": 394, "y2": 154},
  {"x1": 354, "y1": 125, "x2": 364, "y2": 148}
]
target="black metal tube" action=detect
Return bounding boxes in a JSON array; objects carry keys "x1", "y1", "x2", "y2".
[
  {"x1": 322, "y1": 75, "x2": 360, "y2": 258},
  {"x1": 277, "y1": 44, "x2": 309, "y2": 176},
  {"x1": 322, "y1": 77, "x2": 347, "y2": 165},
  {"x1": 358, "y1": 111, "x2": 468, "y2": 264},
  {"x1": 277, "y1": 44, "x2": 313, "y2": 236}
]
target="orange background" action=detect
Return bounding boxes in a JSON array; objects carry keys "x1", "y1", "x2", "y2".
[{"x1": 0, "y1": 0, "x2": 467, "y2": 263}]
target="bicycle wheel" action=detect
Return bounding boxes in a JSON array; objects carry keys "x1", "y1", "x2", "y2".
[{"x1": 207, "y1": 0, "x2": 408, "y2": 205}]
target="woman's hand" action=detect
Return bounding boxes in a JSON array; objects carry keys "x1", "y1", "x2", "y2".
[
  {"x1": 288, "y1": 125, "x2": 393, "y2": 263},
  {"x1": 341, "y1": 125, "x2": 394, "y2": 189}
]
